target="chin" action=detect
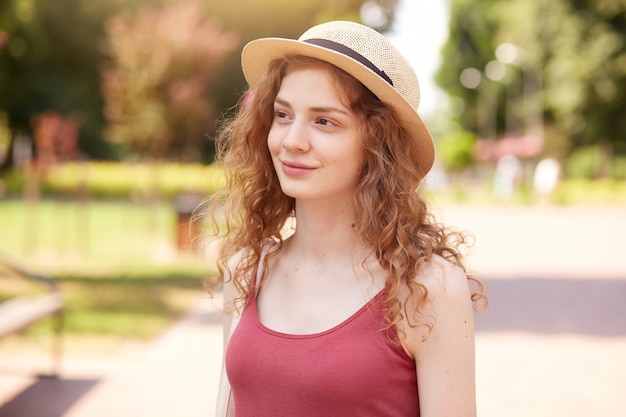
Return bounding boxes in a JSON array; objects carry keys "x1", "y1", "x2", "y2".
[
  {"x1": 277, "y1": 183, "x2": 315, "y2": 200},
  {"x1": 279, "y1": 187, "x2": 304, "y2": 199}
]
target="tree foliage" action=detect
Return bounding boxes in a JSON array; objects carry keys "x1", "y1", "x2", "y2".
[
  {"x1": 101, "y1": 1, "x2": 237, "y2": 160},
  {"x1": 195, "y1": 0, "x2": 399, "y2": 127},
  {"x1": 438, "y1": 130, "x2": 478, "y2": 172},
  {"x1": 437, "y1": 0, "x2": 626, "y2": 159},
  {"x1": 0, "y1": 0, "x2": 126, "y2": 162},
  {"x1": 0, "y1": 0, "x2": 398, "y2": 164}
]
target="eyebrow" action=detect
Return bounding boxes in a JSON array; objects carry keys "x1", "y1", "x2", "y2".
[{"x1": 274, "y1": 97, "x2": 350, "y2": 116}]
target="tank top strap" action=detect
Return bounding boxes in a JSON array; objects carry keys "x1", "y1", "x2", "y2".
[{"x1": 250, "y1": 240, "x2": 279, "y2": 296}]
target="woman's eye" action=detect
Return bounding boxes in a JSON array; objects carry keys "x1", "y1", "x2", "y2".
[
  {"x1": 274, "y1": 110, "x2": 289, "y2": 120},
  {"x1": 317, "y1": 118, "x2": 334, "y2": 126}
]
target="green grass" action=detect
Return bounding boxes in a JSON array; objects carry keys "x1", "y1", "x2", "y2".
[
  {"x1": 550, "y1": 178, "x2": 626, "y2": 205},
  {"x1": 424, "y1": 178, "x2": 626, "y2": 206},
  {"x1": 0, "y1": 279, "x2": 209, "y2": 355},
  {"x1": 0, "y1": 199, "x2": 214, "y2": 277},
  {"x1": 59, "y1": 282, "x2": 205, "y2": 337},
  {"x1": 1, "y1": 161, "x2": 225, "y2": 199},
  {"x1": 0, "y1": 199, "x2": 217, "y2": 350}
]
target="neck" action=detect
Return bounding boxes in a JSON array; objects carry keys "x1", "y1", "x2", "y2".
[{"x1": 286, "y1": 199, "x2": 363, "y2": 261}]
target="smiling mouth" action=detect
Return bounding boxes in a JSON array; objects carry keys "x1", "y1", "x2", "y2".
[{"x1": 281, "y1": 161, "x2": 315, "y2": 176}]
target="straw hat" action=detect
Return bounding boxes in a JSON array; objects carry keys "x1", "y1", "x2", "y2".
[{"x1": 241, "y1": 20, "x2": 435, "y2": 178}]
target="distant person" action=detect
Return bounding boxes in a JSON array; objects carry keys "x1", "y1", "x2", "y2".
[
  {"x1": 207, "y1": 20, "x2": 487, "y2": 417},
  {"x1": 533, "y1": 158, "x2": 560, "y2": 196},
  {"x1": 493, "y1": 154, "x2": 522, "y2": 199}
]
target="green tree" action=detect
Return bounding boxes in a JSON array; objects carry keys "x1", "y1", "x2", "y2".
[
  {"x1": 438, "y1": 130, "x2": 478, "y2": 172},
  {"x1": 201, "y1": 0, "x2": 400, "y2": 134},
  {"x1": 0, "y1": 0, "x2": 398, "y2": 165},
  {"x1": 101, "y1": 0, "x2": 237, "y2": 160},
  {"x1": 0, "y1": 0, "x2": 144, "y2": 165},
  {"x1": 436, "y1": 0, "x2": 626, "y2": 162}
]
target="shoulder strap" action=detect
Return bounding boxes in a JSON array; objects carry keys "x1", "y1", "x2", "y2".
[
  {"x1": 215, "y1": 314, "x2": 238, "y2": 417},
  {"x1": 215, "y1": 241, "x2": 277, "y2": 417}
]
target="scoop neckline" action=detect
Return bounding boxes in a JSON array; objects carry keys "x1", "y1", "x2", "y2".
[{"x1": 251, "y1": 289, "x2": 386, "y2": 339}]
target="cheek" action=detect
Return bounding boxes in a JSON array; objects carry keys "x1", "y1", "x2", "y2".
[
  {"x1": 267, "y1": 125, "x2": 281, "y2": 154},
  {"x1": 352, "y1": 153, "x2": 366, "y2": 179},
  {"x1": 350, "y1": 135, "x2": 367, "y2": 171}
]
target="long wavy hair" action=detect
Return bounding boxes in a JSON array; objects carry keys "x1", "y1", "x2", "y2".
[{"x1": 207, "y1": 55, "x2": 486, "y2": 338}]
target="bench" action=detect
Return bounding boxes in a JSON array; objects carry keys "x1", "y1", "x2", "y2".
[{"x1": 0, "y1": 259, "x2": 64, "y2": 376}]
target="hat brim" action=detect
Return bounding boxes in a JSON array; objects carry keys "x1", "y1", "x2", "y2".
[{"x1": 241, "y1": 38, "x2": 435, "y2": 179}]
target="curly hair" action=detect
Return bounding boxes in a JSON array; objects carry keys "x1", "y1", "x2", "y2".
[{"x1": 207, "y1": 55, "x2": 486, "y2": 338}]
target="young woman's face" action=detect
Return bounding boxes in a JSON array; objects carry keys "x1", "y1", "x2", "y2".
[{"x1": 267, "y1": 65, "x2": 366, "y2": 203}]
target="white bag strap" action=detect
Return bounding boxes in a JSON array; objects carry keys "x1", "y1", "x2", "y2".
[
  {"x1": 215, "y1": 242, "x2": 276, "y2": 417},
  {"x1": 215, "y1": 312, "x2": 238, "y2": 417}
]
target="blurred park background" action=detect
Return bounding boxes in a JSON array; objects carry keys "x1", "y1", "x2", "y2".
[{"x1": 0, "y1": 0, "x2": 625, "y2": 416}]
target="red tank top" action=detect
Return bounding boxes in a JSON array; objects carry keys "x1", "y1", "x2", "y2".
[{"x1": 225, "y1": 289, "x2": 419, "y2": 416}]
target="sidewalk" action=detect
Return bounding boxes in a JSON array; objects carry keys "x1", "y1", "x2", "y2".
[
  {"x1": 61, "y1": 302, "x2": 224, "y2": 417},
  {"x1": 0, "y1": 297, "x2": 225, "y2": 417},
  {"x1": 437, "y1": 203, "x2": 626, "y2": 279},
  {"x1": 1, "y1": 204, "x2": 625, "y2": 417}
]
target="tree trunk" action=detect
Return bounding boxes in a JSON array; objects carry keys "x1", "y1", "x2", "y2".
[{"x1": 0, "y1": 131, "x2": 15, "y2": 171}]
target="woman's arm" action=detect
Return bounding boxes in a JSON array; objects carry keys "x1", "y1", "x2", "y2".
[{"x1": 405, "y1": 257, "x2": 477, "y2": 417}]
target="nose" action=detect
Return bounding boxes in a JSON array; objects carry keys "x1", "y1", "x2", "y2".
[{"x1": 281, "y1": 120, "x2": 310, "y2": 152}]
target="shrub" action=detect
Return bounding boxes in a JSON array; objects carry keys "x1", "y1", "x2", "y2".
[
  {"x1": 0, "y1": 162, "x2": 225, "y2": 200},
  {"x1": 565, "y1": 145, "x2": 604, "y2": 179},
  {"x1": 611, "y1": 156, "x2": 626, "y2": 180},
  {"x1": 437, "y1": 130, "x2": 478, "y2": 172}
]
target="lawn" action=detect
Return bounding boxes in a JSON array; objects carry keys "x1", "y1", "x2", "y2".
[
  {"x1": 0, "y1": 198, "x2": 217, "y2": 354},
  {"x1": 0, "y1": 199, "x2": 214, "y2": 275}
]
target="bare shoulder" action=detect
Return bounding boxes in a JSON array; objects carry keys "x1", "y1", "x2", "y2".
[
  {"x1": 402, "y1": 254, "x2": 475, "y2": 356},
  {"x1": 416, "y1": 254, "x2": 472, "y2": 302},
  {"x1": 406, "y1": 255, "x2": 478, "y2": 416}
]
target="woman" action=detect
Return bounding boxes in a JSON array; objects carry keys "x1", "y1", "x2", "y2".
[{"x1": 208, "y1": 20, "x2": 486, "y2": 417}]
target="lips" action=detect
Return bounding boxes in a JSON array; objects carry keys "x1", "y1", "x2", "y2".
[{"x1": 281, "y1": 160, "x2": 316, "y2": 176}]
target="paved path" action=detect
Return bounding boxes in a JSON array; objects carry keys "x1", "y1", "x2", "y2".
[
  {"x1": 1, "y1": 204, "x2": 625, "y2": 417},
  {"x1": 437, "y1": 203, "x2": 626, "y2": 279},
  {"x1": 0, "y1": 298, "x2": 224, "y2": 417}
]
